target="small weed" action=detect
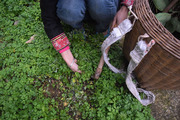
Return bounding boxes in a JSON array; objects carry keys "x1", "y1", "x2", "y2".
[{"x1": 0, "y1": 1, "x2": 154, "y2": 119}]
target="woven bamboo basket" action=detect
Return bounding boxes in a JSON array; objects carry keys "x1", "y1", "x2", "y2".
[{"x1": 123, "y1": 0, "x2": 180, "y2": 90}]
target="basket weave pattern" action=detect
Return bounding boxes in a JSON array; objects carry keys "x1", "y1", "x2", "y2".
[{"x1": 123, "y1": 0, "x2": 180, "y2": 90}]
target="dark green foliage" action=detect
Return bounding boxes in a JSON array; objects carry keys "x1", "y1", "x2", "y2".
[
  {"x1": 153, "y1": 0, "x2": 180, "y2": 34},
  {"x1": 0, "y1": 1, "x2": 154, "y2": 119}
]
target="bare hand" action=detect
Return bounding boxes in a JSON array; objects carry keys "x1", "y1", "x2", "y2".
[
  {"x1": 111, "y1": 6, "x2": 129, "y2": 29},
  {"x1": 61, "y1": 49, "x2": 82, "y2": 73}
]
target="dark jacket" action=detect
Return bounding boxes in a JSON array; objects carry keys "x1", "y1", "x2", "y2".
[{"x1": 40, "y1": 0, "x2": 134, "y2": 40}]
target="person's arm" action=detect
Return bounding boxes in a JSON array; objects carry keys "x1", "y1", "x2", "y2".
[
  {"x1": 40, "y1": 0, "x2": 81, "y2": 73},
  {"x1": 40, "y1": 0, "x2": 70, "y2": 53},
  {"x1": 111, "y1": 0, "x2": 134, "y2": 29}
]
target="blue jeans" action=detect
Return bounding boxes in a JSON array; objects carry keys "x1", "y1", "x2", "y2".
[{"x1": 56, "y1": 0, "x2": 120, "y2": 32}]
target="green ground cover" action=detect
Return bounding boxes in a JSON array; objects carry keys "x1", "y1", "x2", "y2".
[{"x1": 0, "y1": 0, "x2": 154, "y2": 119}]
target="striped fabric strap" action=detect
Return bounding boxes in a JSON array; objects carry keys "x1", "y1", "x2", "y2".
[
  {"x1": 121, "y1": 0, "x2": 134, "y2": 7},
  {"x1": 51, "y1": 33, "x2": 70, "y2": 52}
]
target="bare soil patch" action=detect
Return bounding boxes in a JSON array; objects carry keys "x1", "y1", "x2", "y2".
[{"x1": 150, "y1": 90, "x2": 180, "y2": 120}]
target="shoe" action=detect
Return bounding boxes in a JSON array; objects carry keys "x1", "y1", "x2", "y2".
[{"x1": 104, "y1": 27, "x2": 110, "y2": 38}]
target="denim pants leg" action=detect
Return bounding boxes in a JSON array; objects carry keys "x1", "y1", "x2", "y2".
[
  {"x1": 56, "y1": 0, "x2": 86, "y2": 29},
  {"x1": 87, "y1": 0, "x2": 120, "y2": 32}
]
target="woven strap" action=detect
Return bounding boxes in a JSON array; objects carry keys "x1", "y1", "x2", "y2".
[{"x1": 126, "y1": 34, "x2": 156, "y2": 106}]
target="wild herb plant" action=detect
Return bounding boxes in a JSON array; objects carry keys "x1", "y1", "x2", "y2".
[{"x1": 0, "y1": 1, "x2": 154, "y2": 119}]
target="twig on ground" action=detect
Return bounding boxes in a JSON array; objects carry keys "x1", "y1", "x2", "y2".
[{"x1": 26, "y1": 34, "x2": 36, "y2": 44}]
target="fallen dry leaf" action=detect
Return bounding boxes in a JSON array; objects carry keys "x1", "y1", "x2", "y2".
[
  {"x1": 14, "y1": 20, "x2": 19, "y2": 25},
  {"x1": 63, "y1": 102, "x2": 68, "y2": 107},
  {"x1": 26, "y1": 35, "x2": 36, "y2": 44}
]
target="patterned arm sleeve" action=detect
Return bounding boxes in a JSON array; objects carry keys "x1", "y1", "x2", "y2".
[
  {"x1": 40, "y1": 0, "x2": 70, "y2": 53},
  {"x1": 121, "y1": 0, "x2": 134, "y2": 7}
]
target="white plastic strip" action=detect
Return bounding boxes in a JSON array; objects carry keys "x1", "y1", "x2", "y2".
[
  {"x1": 101, "y1": 19, "x2": 133, "y2": 73},
  {"x1": 100, "y1": 6, "x2": 156, "y2": 105},
  {"x1": 101, "y1": 5, "x2": 138, "y2": 73},
  {"x1": 126, "y1": 37, "x2": 156, "y2": 106}
]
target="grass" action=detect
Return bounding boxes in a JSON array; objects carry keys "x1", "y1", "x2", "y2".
[{"x1": 0, "y1": 0, "x2": 154, "y2": 119}]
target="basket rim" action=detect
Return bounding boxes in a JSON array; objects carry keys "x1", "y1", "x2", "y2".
[{"x1": 133, "y1": 0, "x2": 180, "y2": 59}]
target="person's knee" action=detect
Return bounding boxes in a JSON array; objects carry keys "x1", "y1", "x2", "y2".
[
  {"x1": 56, "y1": 1, "x2": 86, "y2": 28},
  {"x1": 57, "y1": 8, "x2": 84, "y2": 26},
  {"x1": 88, "y1": 0, "x2": 117, "y2": 21}
]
